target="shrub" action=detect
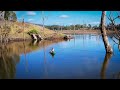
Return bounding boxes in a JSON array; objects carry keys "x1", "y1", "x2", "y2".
[{"x1": 28, "y1": 29, "x2": 38, "y2": 35}]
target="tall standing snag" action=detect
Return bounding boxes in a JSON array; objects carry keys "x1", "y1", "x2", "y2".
[
  {"x1": 22, "y1": 18, "x2": 25, "y2": 41},
  {"x1": 100, "y1": 11, "x2": 113, "y2": 53},
  {"x1": 42, "y1": 11, "x2": 45, "y2": 36}
]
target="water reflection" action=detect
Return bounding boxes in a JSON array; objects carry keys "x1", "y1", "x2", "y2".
[
  {"x1": 111, "y1": 43, "x2": 115, "y2": 56},
  {"x1": 0, "y1": 44, "x2": 19, "y2": 79},
  {"x1": 112, "y1": 72, "x2": 120, "y2": 79},
  {"x1": 0, "y1": 39, "x2": 64, "y2": 79},
  {"x1": 118, "y1": 40, "x2": 120, "y2": 51},
  {"x1": 49, "y1": 52, "x2": 55, "y2": 58},
  {"x1": 23, "y1": 41, "x2": 29, "y2": 73},
  {"x1": 0, "y1": 34, "x2": 120, "y2": 79},
  {"x1": 100, "y1": 42, "x2": 120, "y2": 79},
  {"x1": 118, "y1": 44, "x2": 120, "y2": 51},
  {"x1": 101, "y1": 53, "x2": 113, "y2": 79},
  {"x1": 43, "y1": 40, "x2": 48, "y2": 78}
]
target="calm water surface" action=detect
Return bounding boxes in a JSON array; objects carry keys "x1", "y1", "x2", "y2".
[{"x1": 0, "y1": 34, "x2": 120, "y2": 79}]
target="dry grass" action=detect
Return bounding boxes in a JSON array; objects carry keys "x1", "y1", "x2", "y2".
[
  {"x1": 57, "y1": 30, "x2": 115, "y2": 34},
  {"x1": 0, "y1": 21, "x2": 65, "y2": 40}
]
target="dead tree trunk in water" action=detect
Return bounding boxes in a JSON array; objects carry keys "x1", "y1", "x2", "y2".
[{"x1": 100, "y1": 11, "x2": 113, "y2": 53}]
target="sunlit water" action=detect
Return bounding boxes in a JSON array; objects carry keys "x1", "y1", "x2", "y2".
[{"x1": 0, "y1": 34, "x2": 120, "y2": 79}]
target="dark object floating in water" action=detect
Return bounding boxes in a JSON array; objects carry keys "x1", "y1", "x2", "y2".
[
  {"x1": 50, "y1": 48, "x2": 55, "y2": 57},
  {"x1": 49, "y1": 51, "x2": 55, "y2": 58},
  {"x1": 50, "y1": 51, "x2": 55, "y2": 56}
]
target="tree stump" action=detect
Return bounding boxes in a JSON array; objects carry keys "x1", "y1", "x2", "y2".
[{"x1": 32, "y1": 34, "x2": 37, "y2": 40}]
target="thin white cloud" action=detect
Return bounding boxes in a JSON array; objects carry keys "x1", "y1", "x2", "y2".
[
  {"x1": 69, "y1": 23, "x2": 73, "y2": 25},
  {"x1": 90, "y1": 21, "x2": 100, "y2": 25},
  {"x1": 55, "y1": 22, "x2": 61, "y2": 24},
  {"x1": 59, "y1": 15, "x2": 69, "y2": 18},
  {"x1": 27, "y1": 11, "x2": 36, "y2": 16},
  {"x1": 18, "y1": 18, "x2": 22, "y2": 20},
  {"x1": 28, "y1": 19, "x2": 34, "y2": 21}
]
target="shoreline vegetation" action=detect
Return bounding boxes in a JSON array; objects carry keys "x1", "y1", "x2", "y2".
[
  {"x1": 0, "y1": 21, "x2": 66, "y2": 42},
  {"x1": 0, "y1": 20, "x2": 115, "y2": 43}
]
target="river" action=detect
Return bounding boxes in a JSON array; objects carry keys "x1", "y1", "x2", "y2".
[{"x1": 0, "y1": 34, "x2": 120, "y2": 79}]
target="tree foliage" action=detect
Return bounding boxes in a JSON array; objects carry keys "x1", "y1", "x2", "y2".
[
  {"x1": 27, "y1": 29, "x2": 39, "y2": 35},
  {"x1": 45, "y1": 24, "x2": 101, "y2": 30},
  {"x1": 4, "y1": 11, "x2": 17, "y2": 22}
]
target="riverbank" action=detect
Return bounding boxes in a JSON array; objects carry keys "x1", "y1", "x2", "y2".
[
  {"x1": 57, "y1": 30, "x2": 115, "y2": 35},
  {"x1": 0, "y1": 21, "x2": 114, "y2": 42},
  {"x1": 0, "y1": 21, "x2": 65, "y2": 42},
  {"x1": 7, "y1": 32, "x2": 65, "y2": 42}
]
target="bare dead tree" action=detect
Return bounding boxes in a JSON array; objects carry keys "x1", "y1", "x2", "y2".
[
  {"x1": 42, "y1": 11, "x2": 45, "y2": 37},
  {"x1": 106, "y1": 11, "x2": 120, "y2": 45},
  {"x1": 100, "y1": 11, "x2": 113, "y2": 53},
  {"x1": 41, "y1": 11, "x2": 48, "y2": 38},
  {"x1": 22, "y1": 18, "x2": 25, "y2": 41}
]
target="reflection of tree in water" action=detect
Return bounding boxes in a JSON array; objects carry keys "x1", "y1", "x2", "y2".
[
  {"x1": 0, "y1": 41, "x2": 38, "y2": 79},
  {"x1": 23, "y1": 40, "x2": 28, "y2": 73},
  {"x1": 0, "y1": 41, "x2": 41, "y2": 79},
  {"x1": 101, "y1": 53, "x2": 120, "y2": 79},
  {"x1": 43, "y1": 40, "x2": 48, "y2": 79},
  {"x1": 0, "y1": 39, "x2": 64, "y2": 79},
  {"x1": 101, "y1": 53, "x2": 113, "y2": 79},
  {"x1": 100, "y1": 40, "x2": 120, "y2": 79},
  {"x1": 0, "y1": 41, "x2": 39, "y2": 79},
  {"x1": 0, "y1": 44, "x2": 20, "y2": 79},
  {"x1": 112, "y1": 72, "x2": 120, "y2": 79}
]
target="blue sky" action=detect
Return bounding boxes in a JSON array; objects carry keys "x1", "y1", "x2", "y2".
[{"x1": 16, "y1": 11, "x2": 120, "y2": 26}]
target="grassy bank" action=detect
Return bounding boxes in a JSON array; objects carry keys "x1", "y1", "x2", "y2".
[{"x1": 0, "y1": 21, "x2": 65, "y2": 41}]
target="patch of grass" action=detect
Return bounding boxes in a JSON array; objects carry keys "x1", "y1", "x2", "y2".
[{"x1": 27, "y1": 29, "x2": 39, "y2": 35}]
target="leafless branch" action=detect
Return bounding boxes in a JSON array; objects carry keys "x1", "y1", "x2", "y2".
[{"x1": 106, "y1": 11, "x2": 120, "y2": 40}]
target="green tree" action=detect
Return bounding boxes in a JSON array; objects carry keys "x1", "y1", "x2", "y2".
[
  {"x1": 4, "y1": 11, "x2": 17, "y2": 22},
  {"x1": 4, "y1": 11, "x2": 10, "y2": 20},
  {"x1": 88, "y1": 24, "x2": 91, "y2": 29}
]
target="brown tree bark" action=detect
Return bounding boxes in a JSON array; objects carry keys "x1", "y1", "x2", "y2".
[{"x1": 100, "y1": 11, "x2": 113, "y2": 53}]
